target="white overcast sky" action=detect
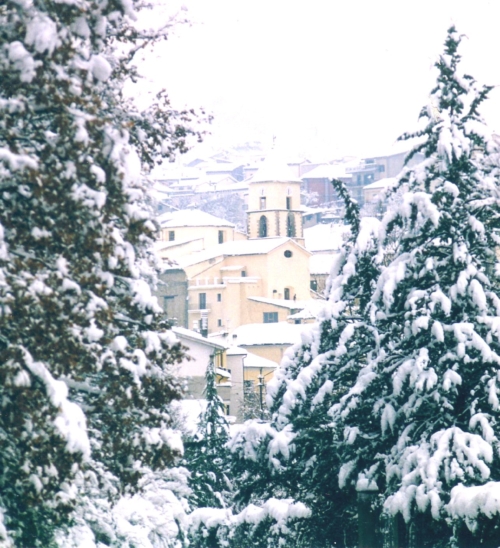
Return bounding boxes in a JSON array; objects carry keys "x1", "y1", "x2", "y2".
[{"x1": 136, "y1": 0, "x2": 500, "y2": 161}]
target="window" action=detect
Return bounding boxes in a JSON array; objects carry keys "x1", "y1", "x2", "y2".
[
  {"x1": 217, "y1": 319, "x2": 222, "y2": 327},
  {"x1": 284, "y1": 250, "x2": 293, "y2": 258},
  {"x1": 310, "y1": 280, "x2": 318, "y2": 291},
  {"x1": 263, "y1": 312, "x2": 278, "y2": 323},
  {"x1": 286, "y1": 213, "x2": 296, "y2": 237},
  {"x1": 168, "y1": 230, "x2": 175, "y2": 241},
  {"x1": 163, "y1": 295, "x2": 174, "y2": 312},
  {"x1": 286, "y1": 196, "x2": 292, "y2": 210},
  {"x1": 241, "y1": 271, "x2": 247, "y2": 277},
  {"x1": 217, "y1": 293, "x2": 222, "y2": 302},
  {"x1": 199, "y1": 293, "x2": 206, "y2": 309},
  {"x1": 259, "y1": 215, "x2": 268, "y2": 237},
  {"x1": 260, "y1": 196, "x2": 266, "y2": 210},
  {"x1": 284, "y1": 288, "x2": 290, "y2": 300},
  {"x1": 218, "y1": 230, "x2": 224, "y2": 244},
  {"x1": 244, "y1": 379, "x2": 255, "y2": 394}
]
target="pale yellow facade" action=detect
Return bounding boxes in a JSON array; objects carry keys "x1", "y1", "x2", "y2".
[
  {"x1": 240, "y1": 344, "x2": 289, "y2": 365},
  {"x1": 244, "y1": 365, "x2": 277, "y2": 398},
  {"x1": 160, "y1": 224, "x2": 242, "y2": 248},
  {"x1": 184, "y1": 239, "x2": 311, "y2": 334},
  {"x1": 244, "y1": 299, "x2": 297, "y2": 324}
]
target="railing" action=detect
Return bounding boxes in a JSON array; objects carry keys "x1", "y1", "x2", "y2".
[{"x1": 346, "y1": 163, "x2": 379, "y2": 174}]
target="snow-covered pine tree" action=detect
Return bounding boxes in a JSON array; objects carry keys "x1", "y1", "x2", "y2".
[
  {"x1": 185, "y1": 355, "x2": 231, "y2": 510},
  {"x1": 221, "y1": 178, "x2": 381, "y2": 547},
  {"x1": 185, "y1": 356, "x2": 233, "y2": 546},
  {"x1": 0, "y1": 0, "x2": 201, "y2": 545},
  {"x1": 333, "y1": 27, "x2": 500, "y2": 546}
]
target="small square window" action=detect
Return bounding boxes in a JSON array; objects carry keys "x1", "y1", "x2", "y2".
[
  {"x1": 241, "y1": 271, "x2": 247, "y2": 277},
  {"x1": 263, "y1": 312, "x2": 278, "y2": 323}
]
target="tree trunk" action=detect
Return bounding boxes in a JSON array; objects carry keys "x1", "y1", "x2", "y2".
[{"x1": 358, "y1": 490, "x2": 380, "y2": 548}]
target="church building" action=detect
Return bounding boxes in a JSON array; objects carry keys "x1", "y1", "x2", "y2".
[{"x1": 156, "y1": 153, "x2": 313, "y2": 336}]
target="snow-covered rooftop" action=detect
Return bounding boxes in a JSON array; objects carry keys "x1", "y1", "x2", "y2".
[
  {"x1": 172, "y1": 326, "x2": 226, "y2": 350},
  {"x1": 215, "y1": 367, "x2": 231, "y2": 378},
  {"x1": 250, "y1": 152, "x2": 301, "y2": 184},
  {"x1": 363, "y1": 176, "x2": 398, "y2": 190},
  {"x1": 195, "y1": 178, "x2": 249, "y2": 193},
  {"x1": 225, "y1": 345, "x2": 248, "y2": 356},
  {"x1": 231, "y1": 322, "x2": 305, "y2": 346},
  {"x1": 247, "y1": 297, "x2": 320, "y2": 310},
  {"x1": 304, "y1": 223, "x2": 350, "y2": 253},
  {"x1": 361, "y1": 140, "x2": 415, "y2": 160},
  {"x1": 243, "y1": 351, "x2": 278, "y2": 369},
  {"x1": 301, "y1": 163, "x2": 351, "y2": 180},
  {"x1": 288, "y1": 300, "x2": 326, "y2": 320},
  {"x1": 310, "y1": 253, "x2": 336, "y2": 275},
  {"x1": 301, "y1": 205, "x2": 328, "y2": 215},
  {"x1": 154, "y1": 235, "x2": 203, "y2": 251},
  {"x1": 150, "y1": 181, "x2": 171, "y2": 203},
  {"x1": 150, "y1": 165, "x2": 201, "y2": 182},
  {"x1": 156, "y1": 209, "x2": 235, "y2": 229}
]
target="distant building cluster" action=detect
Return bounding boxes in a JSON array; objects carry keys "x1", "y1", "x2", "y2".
[{"x1": 150, "y1": 144, "x2": 421, "y2": 421}]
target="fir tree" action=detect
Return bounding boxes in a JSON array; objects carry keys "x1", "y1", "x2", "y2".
[
  {"x1": 0, "y1": 0, "x2": 201, "y2": 545},
  {"x1": 184, "y1": 356, "x2": 233, "y2": 547},
  {"x1": 333, "y1": 27, "x2": 500, "y2": 546},
  {"x1": 185, "y1": 355, "x2": 231, "y2": 510}
]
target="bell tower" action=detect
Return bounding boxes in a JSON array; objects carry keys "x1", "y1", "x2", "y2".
[{"x1": 247, "y1": 153, "x2": 303, "y2": 244}]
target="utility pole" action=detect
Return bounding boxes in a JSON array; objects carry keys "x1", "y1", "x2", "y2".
[{"x1": 258, "y1": 368, "x2": 264, "y2": 420}]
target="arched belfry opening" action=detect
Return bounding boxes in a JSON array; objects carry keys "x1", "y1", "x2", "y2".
[
  {"x1": 286, "y1": 213, "x2": 296, "y2": 237},
  {"x1": 259, "y1": 215, "x2": 268, "y2": 237}
]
